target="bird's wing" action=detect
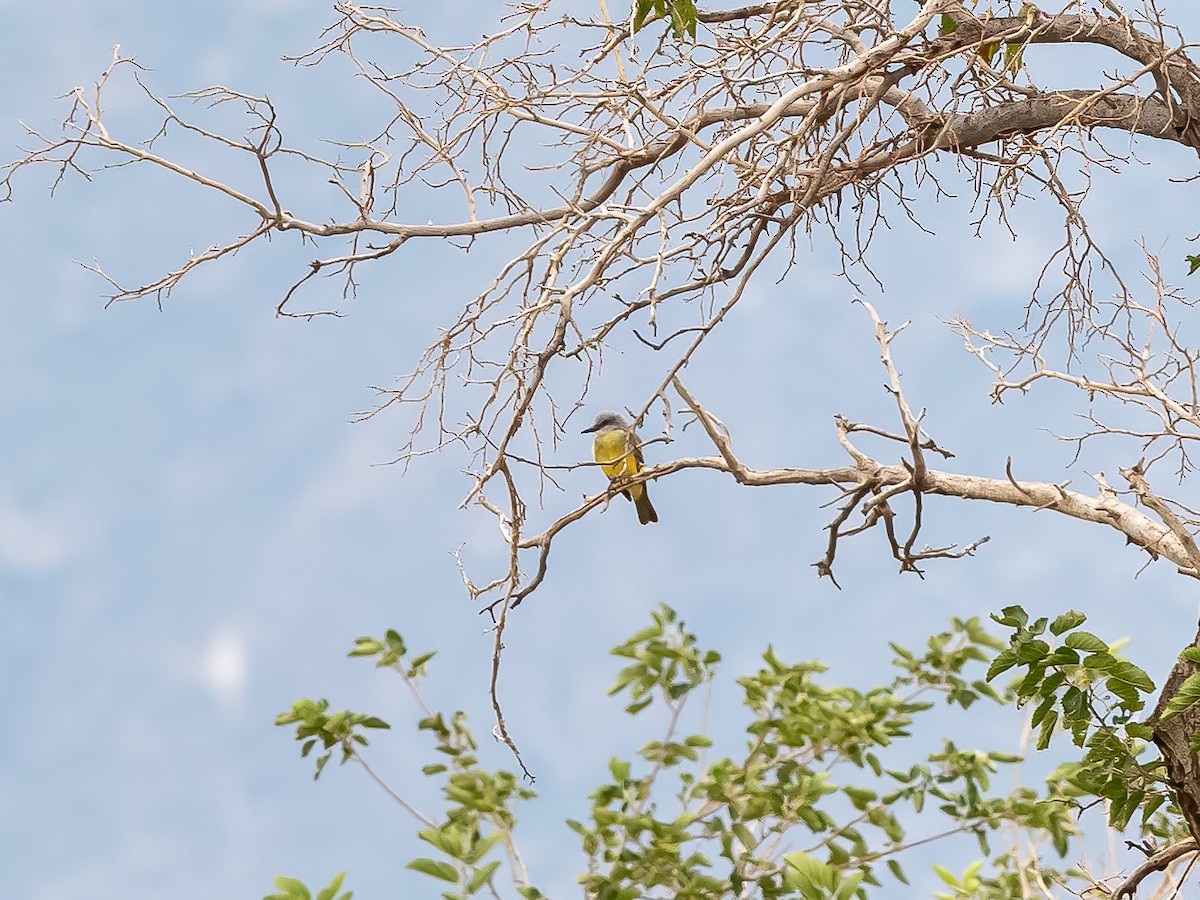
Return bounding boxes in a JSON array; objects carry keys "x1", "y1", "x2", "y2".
[{"x1": 632, "y1": 430, "x2": 646, "y2": 469}]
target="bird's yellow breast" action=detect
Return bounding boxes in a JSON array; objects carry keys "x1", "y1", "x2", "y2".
[{"x1": 593, "y1": 429, "x2": 637, "y2": 480}]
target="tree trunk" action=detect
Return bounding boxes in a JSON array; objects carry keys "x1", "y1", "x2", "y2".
[{"x1": 1150, "y1": 622, "x2": 1200, "y2": 839}]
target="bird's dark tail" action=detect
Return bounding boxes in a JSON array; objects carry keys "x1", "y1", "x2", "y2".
[{"x1": 635, "y1": 491, "x2": 658, "y2": 525}]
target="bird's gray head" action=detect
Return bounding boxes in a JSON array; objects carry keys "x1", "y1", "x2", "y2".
[{"x1": 582, "y1": 411, "x2": 628, "y2": 434}]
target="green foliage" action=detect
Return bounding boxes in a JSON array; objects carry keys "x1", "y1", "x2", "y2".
[
  {"x1": 264, "y1": 871, "x2": 351, "y2": 900},
  {"x1": 782, "y1": 852, "x2": 864, "y2": 899},
  {"x1": 609, "y1": 603, "x2": 720, "y2": 715},
  {"x1": 632, "y1": 0, "x2": 697, "y2": 39},
  {"x1": 571, "y1": 609, "x2": 1083, "y2": 898},
  {"x1": 348, "y1": 628, "x2": 436, "y2": 679},
  {"x1": 1157, "y1": 670, "x2": 1200, "y2": 723},
  {"x1": 413, "y1": 705, "x2": 537, "y2": 896},
  {"x1": 274, "y1": 631, "x2": 538, "y2": 899},
  {"x1": 889, "y1": 615, "x2": 1006, "y2": 709},
  {"x1": 986, "y1": 606, "x2": 1169, "y2": 832},
  {"x1": 272, "y1": 605, "x2": 1185, "y2": 897},
  {"x1": 977, "y1": 41, "x2": 1002, "y2": 66},
  {"x1": 1001, "y1": 41, "x2": 1025, "y2": 76},
  {"x1": 931, "y1": 860, "x2": 983, "y2": 900},
  {"x1": 274, "y1": 698, "x2": 390, "y2": 780},
  {"x1": 935, "y1": 8, "x2": 1026, "y2": 76}
]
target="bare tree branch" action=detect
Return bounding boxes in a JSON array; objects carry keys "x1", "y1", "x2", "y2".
[{"x1": 11, "y1": 0, "x2": 1200, "y2": 824}]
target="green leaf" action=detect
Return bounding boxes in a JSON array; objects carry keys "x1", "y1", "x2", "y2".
[
  {"x1": 1126, "y1": 722, "x2": 1154, "y2": 740},
  {"x1": 266, "y1": 876, "x2": 311, "y2": 900},
  {"x1": 1141, "y1": 793, "x2": 1168, "y2": 824},
  {"x1": 1049, "y1": 610, "x2": 1086, "y2": 636},
  {"x1": 1083, "y1": 651, "x2": 1117, "y2": 674},
  {"x1": 1015, "y1": 665, "x2": 1046, "y2": 700},
  {"x1": 986, "y1": 649, "x2": 1018, "y2": 681},
  {"x1": 1036, "y1": 708, "x2": 1059, "y2": 750},
  {"x1": 348, "y1": 638, "x2": 384, "y2": 657},
  {"x1": 1030, "y1": 692, "x2": 1056, "y2": 729},
  {"x1": 1187, "y1": 254, "x2": 1200, "y2": 275},
  {"x1": 407, "y1": 651, "x2": 437, "y2": 675},
  {"x1": 1060, "y1": 685, "x2": 1086, "y2": 722},
  {"x1": 1016, "y1": 639, "x2": 1051, "y2": 664},
  {"x1": 465, "y1": 860, "x2": 501, "y2": 895},
  {"x1": 609, "y1": 758, "x2": 630, "y2": 782},
  {"x1": 834, "y1": 871, "x2": 866, "y2": 899},
  {"x1": 315, "y1": 873, "x2": 347, "y2": 900},
  {"x1": 1064, "y1": 631, "x2": 1108, "y2": 653},
  {"x1": 932, "y1": 864, "x2": 960, "y2": 889},
  {"x1": 1115, "y1": 661, "x2": 1154, "y2": 692},
  {"x1": 938, "y1": 14, "x2": 957, "y2": 35},
  {"x1": 1159, "y1": 671, "x2": 1200, "y2": 722},
  {"x1": 464, "y1": 832, "x2": 505, "y2": 866},
  {"x1": 1180, "y1": 647, "x2": 1200, "y2": 664},
  {"x1": 961, "y1": 859, "x2": 984, "y2": 891},
  {"x1": 887, "y1": 858, "x2": 909, "y2": 885},
  {"x1": 418, "y1": 827, "x2": 466, "y2": 859},
  {"x1": 783, "y1": 851, "x2": 835, "y2": 892},
  {"x1": 1040, "y1": 670, "x2": 1066, "y2": 695},
  {"x1": 843, "y1": 785, "x2": 877, "y2": 809},
  {"x1": 732, "y1": 822, "x2": 756, "y2": 851},
  {"x1": 407, "y1": 858, "x2": 460, "y2": 884},
  {"x1": 624, "y1": 695, "x2": 653, "y2": 714},
  {"x1": 1047, "y1": 647, "x2": 1080, "y2": 667},
  {"x1": 669, "y1": 0, "x2": 697, "y2": 38},
  {"x1": 992, "y1": 606, "x2": 1028, "y2": 628},
  {"x1": 1003, "y1": 41, "x2": 1025, "y2": 75},
  {"x1": 632, "y1": 0, "x2": 660, "y2": 33},
  {"x1": 379, "y1": 629, "x2": 403, "y2": 653}
]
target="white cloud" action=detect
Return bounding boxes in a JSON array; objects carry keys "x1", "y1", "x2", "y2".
[{"x1": 202, "y1": 631, "x2": 248, "y2": 701}]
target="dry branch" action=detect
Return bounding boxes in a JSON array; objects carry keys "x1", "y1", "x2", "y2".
[{"x1": 10, "y1": 0, "x2": 1200, "y2": 824}]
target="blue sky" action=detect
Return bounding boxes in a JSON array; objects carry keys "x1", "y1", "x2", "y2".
[{"x1": 4, "y1": 2, "x2": 1200, "y2": 897}]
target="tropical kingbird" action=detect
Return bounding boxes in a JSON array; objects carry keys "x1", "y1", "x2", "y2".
[{"x1": 582, "y1": 411, "x2": 659, "y2": 525}]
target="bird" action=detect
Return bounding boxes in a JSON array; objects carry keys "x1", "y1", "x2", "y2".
[{"x1": 582, "y1": 411, "x2": 658, "y2": 525}]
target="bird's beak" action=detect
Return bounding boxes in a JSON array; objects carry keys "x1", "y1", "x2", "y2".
[{"x1": 581, "y1": 425, "x2": 597, "y2": 434}]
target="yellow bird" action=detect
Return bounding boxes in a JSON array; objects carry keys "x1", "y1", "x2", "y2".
[{"x1": 582, "y1": 411, "x2": 658, "y2": 525}]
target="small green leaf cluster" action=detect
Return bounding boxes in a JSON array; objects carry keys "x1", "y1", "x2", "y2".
[
  {"x1": 274, "y1": 629, "x2": 432, "y2": 781},
  {"x1": 264, "y1": 871, "x2": 351, "y2": 900},
  {"x1": 609, "y1": 603, "x2": 720, "y2": 715},
  {"x1": 889, "y1": 616, "x2": 1007, "y2": 710},
  {"x1": 781, "y1": 851, "x2": 865, "y2": 900},
  {"x1": 936, "y1": 12, "x2": 1028, "y2": 76},
  {"x1": 273, "y1": 629, "x2": 540, "y2": 900},
  {"x1": 409, "y1": 709, "x2": 538, "y2": 900},
  {"x1": 884, "y1": 739, "x2": 1077, "y2": 860},
  {"x1": 632, "y1": 0, "x2": 697, "y2": 39},
  {"x1": 348, "y1": 628, "x2": 436, "y2": 679},
  {"x1": 1159, "y1": 646, "x2": 1200, "y2": 727},
  {"x1": 274, "y1": 698, "x2": 390, "y2": 780},
  {"x1": 987, "y1": 606, "x2": 1168, "y2": 832}
]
